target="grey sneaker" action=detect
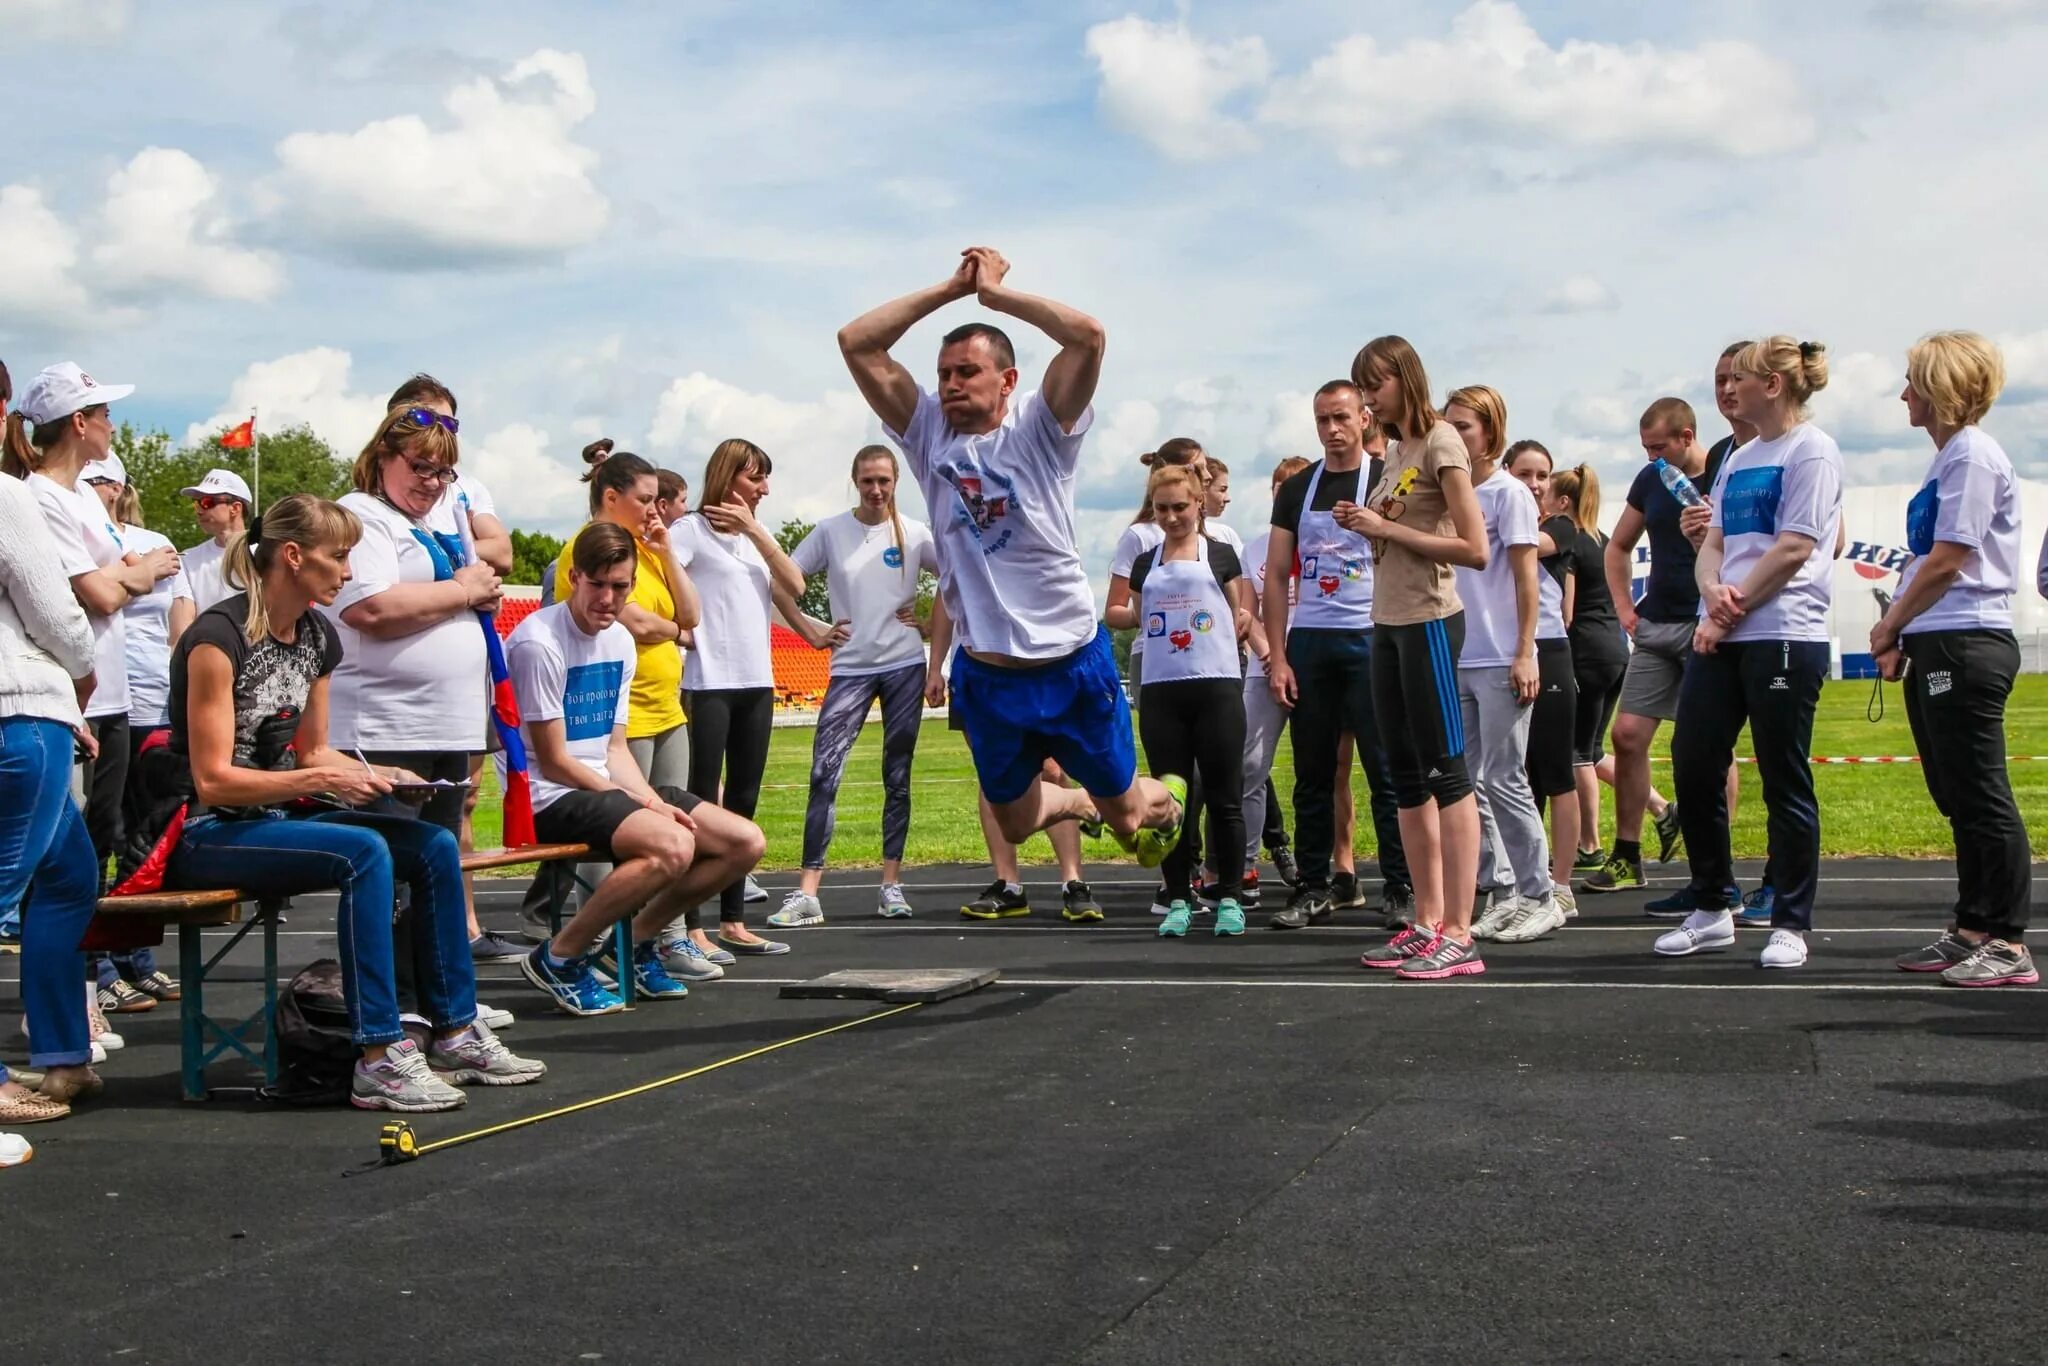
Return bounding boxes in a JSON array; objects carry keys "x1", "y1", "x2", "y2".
[
  {"x1": 1360, "y1": 926, "x2": 1435, "y2": 969},
  {"x1": 428, "y1": 1023, "x2": 548, "y2": 1086},
  {"x1": 1329, "y1": 870, "x2": 1368, "y2": 910},
  {"x1": 878, "y1": 883, "x2": 913, "y2": 918},
  {"x1": 767, "y1": 891, "x2": 824, "y2": 928},
  {"x1": 1472, "y1": 890, "x2": 1518, "y2": 940},
  {"x1": 1396, "y1": 933, "x2": 1486, "y2": 980},
  {"x1": 1493, "y1": 894, "x2": 1567, "y2": 944},
  {"x1": 1896, "y1": 929, "x2": 1977, "y2": 973},
  {"x1": 743, "y1": 874, "x2": 769, "y2": 904},
  {"x1": 658, "y1": 936, "x2": 725, "y2": 982},
  {"x1": 351, "y1": 1039, "x2": 467, "y2": 1112},
  {"x1": 1940, "y1": 939, "x2": 2039, "y2": 988}
]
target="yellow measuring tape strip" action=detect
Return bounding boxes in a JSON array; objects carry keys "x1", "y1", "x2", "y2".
[{"x1": 414, "y1": 1001, "x2": 924, "y2": 1157}]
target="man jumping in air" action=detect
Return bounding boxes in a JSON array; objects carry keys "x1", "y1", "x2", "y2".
[{"x1": 839, "y1": 247, "x2": 1183, "y2": 861}]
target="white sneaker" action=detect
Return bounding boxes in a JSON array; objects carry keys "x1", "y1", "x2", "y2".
[
  {"x1": 658, "y1": 935, "x2": 725, "y2": 982},
  {"x1": 1494, "y1": 894, "x2": 1567, "y2": 944},
  {"x1": 85, "y1": 988, "x2": 125, "y2": 1051},
  {"x1": 475, "y1": 1001, "x2": 516, "y2": 1031},
  {"x1": 1471, "y1": 890, "x2": 1518, "y2": 940},
  {"x1": 21, "y1": 1015, "x2": 118, "y2": 1057},
  {"x1": 877, "y1": 883, "x2": 913, "y2": 918},
  {"x1": 1553, "y1": 883, "x2": 1579, "y2": 920},
  {"x1": 766, "y1": 891, "x2": 824, "y2": 928},
  {"x1": 0, "y1": 1133, "x2": 31, "y2": 1168},
  {"x1": 743, "y1": 874, "x2": 769, "y2": 904},
  {"x1": 1654, "y1": 909, "x2": 1735, "y2": 957},
  {"x1": 1758, "y1": 928, "x2": 1808, "y2": 969}
]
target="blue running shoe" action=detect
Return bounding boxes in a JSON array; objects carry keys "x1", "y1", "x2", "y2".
[
  {"x1": 1214, "y1": 898, "x2": 1246, "y2": 937},
  {"x1": 1644, "y1": 884, "x2": 1742, "y2": 922},
  {"x1": 1735, "y1": 885, "x2": 1775, "y2": 928},
  {"x1": 630, "y1": 941, "x2": 690, "y2": 999},
  {"x1": 521, "y1": 946, "x2": 626, "y2": 1017}
]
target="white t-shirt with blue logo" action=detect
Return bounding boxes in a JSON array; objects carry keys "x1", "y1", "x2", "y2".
[
  {"x1": 790, "y1": 509, "x2": 938, "y2": 678},
  {"x1": 507, "y1": 602, "x2": 638, "y2": 813},
  {"x1": 1705, "y1": 424, "x2": 1844, "y2": 643},
  {"x1": 1899, "y1": 426, "x2": 2021, "y2": 635},
  {"x1": 889, "y1": 387, "x2": 1097, "y2": 661}
]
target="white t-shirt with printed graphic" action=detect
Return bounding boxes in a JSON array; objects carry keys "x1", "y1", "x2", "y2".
[
  {"x1": 888, "y1": 387, "x2": 1097, "y2": 661},
  {"x1": 119, "y1": 525, "x2": 194, "y2": 727},
  {"x1": 790, "y1": 510, "x2": 938, "y2": 678},
  {"x1": 669, "y1": 512, "x2": 774, "y2": 691},
  {"x1": 507, "y1": 602, "x2": 638, "y2": 813},
  {"x1": 1899, "y1": 426, "x2": 2021, "y2": 635},
  {"x1": 1705, "y1": 424, "x2": 1844, "y2": 644},
  {"x1": 28, "y1": 472, "x2": 130, "y2": 719},
  {"x1": 321, "y1": 492, "x2": 487, "y2": 751}
]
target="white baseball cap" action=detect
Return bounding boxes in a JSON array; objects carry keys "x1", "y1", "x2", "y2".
[
  {"x1": 16, "y1": 361, "x2": 135, "y2": 425},
  {"x1": 178, "y1": 468, "x2": 253, "y2": 504},
  {"x1": 80, "y1": 453, "x2": 129, "y2": 486}
]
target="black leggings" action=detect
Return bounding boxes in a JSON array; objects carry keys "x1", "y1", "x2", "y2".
[
  {"x1": 687, "y1": 687, "x2": 774, "y2": 926},
  {"x1": 1370, "y1": 615, "x2": 1472, "y2": 808},
  {"x1": 1525, "y1": 638, "x2": 1578, "y2": 800},
  {"x1": 1570, "y1": 653, "x2": 1626, "y2": 766},
  {"x1": 1139, "y1": 679, "x2": 1246, "y2": 902}
]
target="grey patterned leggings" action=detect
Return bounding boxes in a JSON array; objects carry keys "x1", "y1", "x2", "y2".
[{"x1": 802, "y1": 660, "x2": 927, "y2": 869}]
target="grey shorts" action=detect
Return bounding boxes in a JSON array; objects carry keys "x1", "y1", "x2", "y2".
[{"x1": 1618, "y1": 617, "x2": 1695, "y2": 722}]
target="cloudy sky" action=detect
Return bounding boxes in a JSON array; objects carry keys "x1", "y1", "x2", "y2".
[{"x1": 4, "y1": 0, "x2": 2045, "y2": 568}]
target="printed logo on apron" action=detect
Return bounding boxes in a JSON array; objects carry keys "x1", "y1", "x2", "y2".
[
  {"x1": 1292, "y1": 461, "x2": 1375, "y2": 631},
  {"x1": 1139, "y1": 538, "x2": 1238, "y2": 684}
]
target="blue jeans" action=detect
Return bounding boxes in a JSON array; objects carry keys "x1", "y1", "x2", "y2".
[
  {"x1": 168, "y1": 809, "x2": 477, "y2": 1046},
  {"x1": 0, "y1": 716, "x2": 99, "y2": 1072}
]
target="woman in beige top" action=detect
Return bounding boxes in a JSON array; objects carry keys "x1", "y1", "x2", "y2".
[{"x1": 1339, "y1": 335, "x2": 1491, "y2": 981}]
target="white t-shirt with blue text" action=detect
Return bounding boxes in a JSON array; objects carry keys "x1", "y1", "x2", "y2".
[
  {"x1": 889, "y1": 388, "x2": 1097, "y2": 661},
  {"x1": 1899, "y1": 426, "x2": 2021, "y2": 635},
  {"x1": 790, "y1": 509, "x2": 938, "y2": 677},
  {"x1": 507, "y1": 602, "x2": 638, "y2": 813},
  {"x1": 1705, "y1": 424, "x2": 1844, "y2": 643}
]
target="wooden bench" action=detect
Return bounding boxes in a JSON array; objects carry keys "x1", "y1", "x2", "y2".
[{"x1": 93, "y1": 843, "x2": 595, "y2": 1101}]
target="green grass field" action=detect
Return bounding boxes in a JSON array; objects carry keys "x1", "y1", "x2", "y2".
[{"x1": 468, "y1": 675, "x2": 2048, "y2": 870}]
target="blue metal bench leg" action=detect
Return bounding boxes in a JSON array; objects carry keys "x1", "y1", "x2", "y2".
[{"x1": 180, "y1": 920, "x2": 205, "y2": 1102}]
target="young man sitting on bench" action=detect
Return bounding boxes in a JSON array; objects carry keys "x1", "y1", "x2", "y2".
[{"x1": 511, "y1": 522, "x2": 767, "y2": 1015}]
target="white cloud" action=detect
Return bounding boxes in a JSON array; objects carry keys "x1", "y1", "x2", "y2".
[
  {"x1": 1080, "y1": 396, "x2": 1162, "y2": 489},
  {"x1": 94, "y1": 148, "x2": 283, "y2": 303},
  {"x1": 464, "y1": 423, "x2": 585, "y2": 526},
  {"x1": 1084, "y1": 16, "x2": 1271, "y2": 161},
  {"x1": 1260, "y1": 2, "x2": 1814, "y2": 167},
  {"x1": 0, "y1": 0, "x2": 127, "y2": 43},
  {"x1": 185, "y1": 347, "x2": 388, "y2": 457},
  {"x1": 1553, "y1": 392, "x2": 1641, "y2": 437},
  {"x1": 272, "y1": 48, "x2": 608, "y2": 268},
  {"x1": 646, "y1": 373, "x2": 878, "y2": 522},
  {"x1": 1539, "y1": 274, "x2": 1620, "y2": 314},
  {"x1": 1260, "y1": 389, "x2": 1315, "y2": 457},
  {"x1": 0, "y1": 185, "x2": 96, "y2": 327}
]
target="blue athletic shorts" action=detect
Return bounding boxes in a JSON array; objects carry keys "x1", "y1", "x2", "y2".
[{"x1": 950, "y1": 626, "x2": 1138, "y2": 805}]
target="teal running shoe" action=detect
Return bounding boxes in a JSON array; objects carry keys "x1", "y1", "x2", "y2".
[
  {"x1": 1214, "y1": 898, "x2": 1246, "y2": 937},
  {"x1": 1131, "y1": 775, "x2": 1188, "y2": 869},
  {"x1": 1159, "y1": 900, "x2": 1193, "y2": 938}
]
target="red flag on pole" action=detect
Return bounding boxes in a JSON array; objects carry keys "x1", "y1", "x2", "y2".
[{"x1": 221, "y1": 418, "x2": 255, "y2": 449}]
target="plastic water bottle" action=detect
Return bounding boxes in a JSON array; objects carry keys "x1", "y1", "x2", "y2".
[{"x1": 1654, "y1": 458, "x2": 1705, "y2": 508}]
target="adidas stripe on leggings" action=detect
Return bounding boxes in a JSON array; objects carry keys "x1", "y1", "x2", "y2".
[{"x1": 1370, "y1": 614, "x2": 1474, "y2": 807}]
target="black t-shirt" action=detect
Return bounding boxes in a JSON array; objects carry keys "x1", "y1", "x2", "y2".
[
  {"x1": 1268, "y1": 456, "x2": 1386, "y2": 532},
  {"x1": 1562, "y1": 526, "x2": 1628, "y2": 667},
  {"x1": 167, "y1": 595, "x2": 341, "y2": 809},
  {"x1": 1538, "y1": 514, "x2": 1574, "y2": 592},
  {"x1": 1128, "y1": 538, "x2": 1243, "y2": 595},
  {"x1": 1624, "y1": 437, "x2": 1733, "y2": 622}
]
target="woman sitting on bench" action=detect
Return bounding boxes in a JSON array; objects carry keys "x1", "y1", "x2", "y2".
[{"x1": 161, "y1": 493, "x2": 546, "y2": 1113}]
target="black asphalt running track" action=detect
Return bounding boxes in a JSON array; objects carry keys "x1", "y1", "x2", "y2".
[{"x1": 3, "y1": 858, "x2": 2044, "y2": 1364}]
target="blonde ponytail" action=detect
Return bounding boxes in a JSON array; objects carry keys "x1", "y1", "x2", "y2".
[{"x1": 222, "y1": 494, "x2": 362, "y2": 642}]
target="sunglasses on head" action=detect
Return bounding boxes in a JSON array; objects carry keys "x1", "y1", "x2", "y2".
[{"x1": 404, "y1": 407, "x2": 459, "y2": 434}]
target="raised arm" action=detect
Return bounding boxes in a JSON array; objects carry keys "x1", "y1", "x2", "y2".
[
  {"x1": 969, "y1": 249, "x2": 1104, "y2": 432},
  {"x1": 838, "y1": 256, "x2": 979, "y2": 435}
]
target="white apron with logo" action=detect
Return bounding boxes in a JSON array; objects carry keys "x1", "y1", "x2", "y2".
[
  {"x1": 1292, "y1": 461, "x2": 1375, "y2": 631},
  {"x1": 1139, "y1": 536, "x2": 1240, "y2": 685}
]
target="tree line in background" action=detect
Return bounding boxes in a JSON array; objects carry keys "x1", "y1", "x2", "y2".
[{"x1": 106, "y1": 422, "x2": 938, "y2": 624}]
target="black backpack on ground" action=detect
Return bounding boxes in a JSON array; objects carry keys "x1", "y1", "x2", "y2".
[{"x1": 260, "y1": 959, "x2": 357, "y2": 1106}]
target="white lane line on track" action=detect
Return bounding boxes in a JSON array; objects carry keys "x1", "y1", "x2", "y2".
[
  {"x1": 464, "y1": 875, "x2": 1999, "y2": 896},
  {"x1": 0, "y1": 975, "x2": 2005, "y2": 994}
]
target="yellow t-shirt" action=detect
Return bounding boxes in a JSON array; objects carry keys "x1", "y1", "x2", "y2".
[{"x1": 555, "y1": 524, "x2": 685, "y2": 737}]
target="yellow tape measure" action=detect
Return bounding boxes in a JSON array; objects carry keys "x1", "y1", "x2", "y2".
[{"x1": 378, "y1": 1120, "x2": 419, "y2": 1164}]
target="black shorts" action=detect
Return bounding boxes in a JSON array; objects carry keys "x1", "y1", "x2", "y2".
[
  {"x1": 534, "y1": 783, "x2": 701, "y2": 860},
  {"x1": 1525, "y1": 638, "x2": 1578, "y2": 798}
]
